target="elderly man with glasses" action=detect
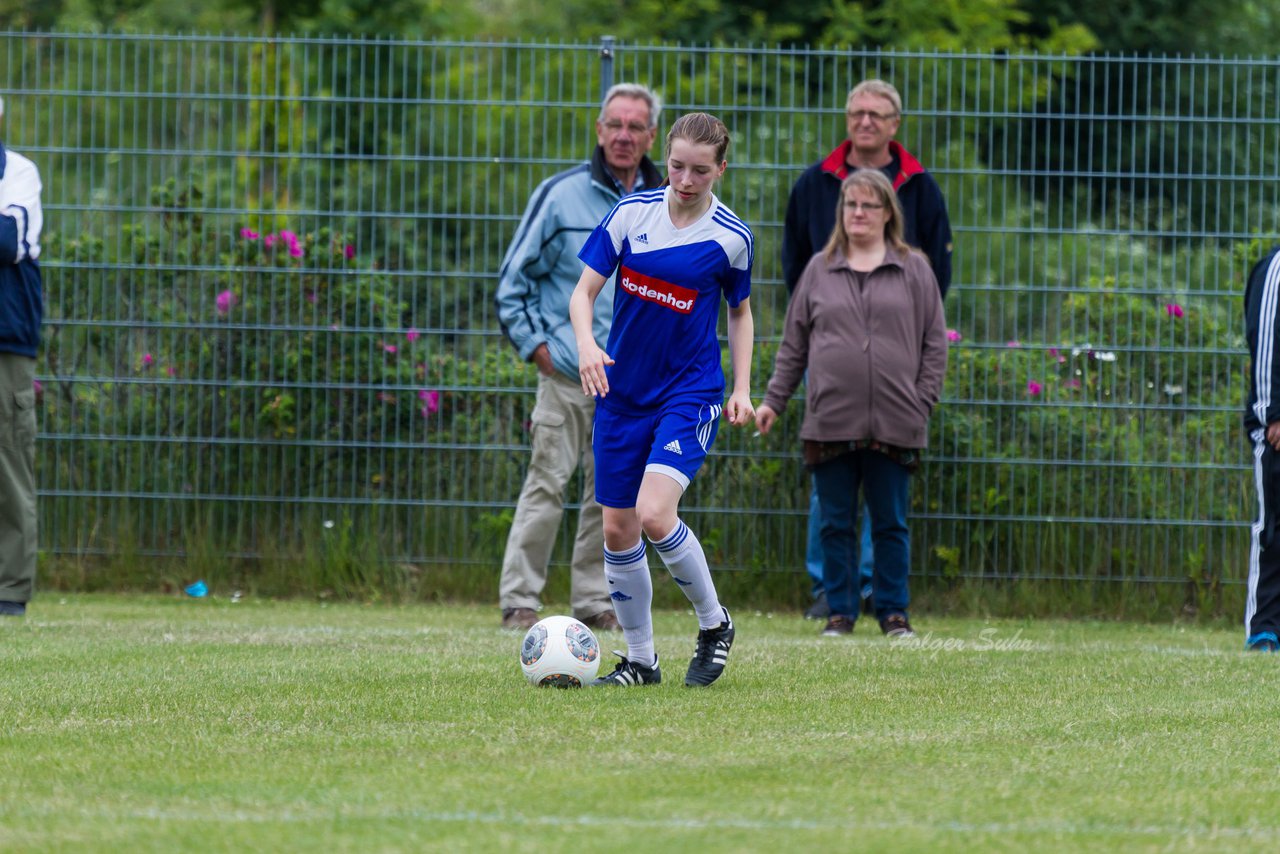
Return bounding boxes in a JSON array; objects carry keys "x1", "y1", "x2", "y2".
[
  {"x1": 495, "y1": 83, "x2": 664, "y2": 632},
  {"x1": 780, "y1": 79, "x2": 953, "y2": 629}
]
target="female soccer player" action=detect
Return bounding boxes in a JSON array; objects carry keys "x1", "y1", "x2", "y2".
[{"x1": 568, "y1": 112, "x2": 755, "y2": 687}]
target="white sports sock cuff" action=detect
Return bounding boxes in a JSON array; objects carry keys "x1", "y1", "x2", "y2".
[{"x1": 605, "y1": 540, "x2": 646, "y2": 567}]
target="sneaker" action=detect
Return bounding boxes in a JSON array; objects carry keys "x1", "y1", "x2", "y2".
[
  {"x1": 1246, "y1": 631, "x2": 1279, "y2": 652},
  {"x1": 685, "y1": 609, "x2": 734, "y2": 687},
  {"x1": 501, "y1": 607, "x2": 538, "y2": 630},
  {"x1": 803, "y1": 591, "x2": 830, "y2": 620},
  {"x1": 0, "y1": 601, "x2": 25, "y2": 617},
  {"x1": 821, "y1": 615, "x2": 854, "y2": 636},
  {"x1": 589, "y1": 652, "x2": 662, "y2": 687},
  {"x1": 879, "y1": 613, "x2": 915, "y2": 638},
  {"x1": 581, "y1": 610, "x2": 621, "y2": 632}
]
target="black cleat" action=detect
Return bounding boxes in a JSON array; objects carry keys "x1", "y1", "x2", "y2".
[
  {"x1": 589, "y1": 652, "x2": 662, "y2": 686},
  {"x1": 685, "y1": 610, "x2": 734, "y2": 687}
]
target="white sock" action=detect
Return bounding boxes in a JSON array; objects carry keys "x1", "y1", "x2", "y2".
[
  {"x1": 604, "y1": 540, "x2": 656, "y2": 668},
  {"x1": 651, "y1": 519, "x2": 724, "y2": 629}
]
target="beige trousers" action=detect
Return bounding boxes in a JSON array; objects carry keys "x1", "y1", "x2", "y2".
[{"x1": 498, "y1": 370, "x2": 609, "y2": 619}]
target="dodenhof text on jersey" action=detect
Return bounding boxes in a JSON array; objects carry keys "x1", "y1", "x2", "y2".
[{"x1": 619, "y1": 267, "x2": 698, "y2": 314}]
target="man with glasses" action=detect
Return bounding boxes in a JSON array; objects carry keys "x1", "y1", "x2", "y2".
[
  {"x1": 495, "y1": 83, "x2": 663, "y2": 631},
  {"x1": 781, "y1": 79, "x2": 952, "y2": 627}
]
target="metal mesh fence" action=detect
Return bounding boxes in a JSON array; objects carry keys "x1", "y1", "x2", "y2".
[{"x1": 4, "y1": 32, "x2": 1276, "y2": 589}]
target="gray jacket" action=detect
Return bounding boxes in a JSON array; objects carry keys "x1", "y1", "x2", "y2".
[
  {"x1": 496, "y1": 147, "x2": 662, "y2": 380},
  {"x1": 762, "y1": 245, "x2": 948, "y2": 449}
]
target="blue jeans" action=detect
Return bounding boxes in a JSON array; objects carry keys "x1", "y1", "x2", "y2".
[
  {"x1": 811, "y1": 450, "x2": 911, "y2": 621},
  {"x1": 805, "y1": 484, "x2": 874, "y2": 595}
]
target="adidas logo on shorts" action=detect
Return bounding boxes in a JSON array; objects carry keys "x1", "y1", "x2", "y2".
[{"x1": 663, "y1": 439, "x2": 683, "y2": 455}]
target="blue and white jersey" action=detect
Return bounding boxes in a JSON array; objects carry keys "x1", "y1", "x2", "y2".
[{"x1": 578, "y1": 186, "x2": 753, "y2": 413}]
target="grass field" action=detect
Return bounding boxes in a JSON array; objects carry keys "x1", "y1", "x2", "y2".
[{"x1": 3, "y1": 595, "x2": 1278, "y2": 852}]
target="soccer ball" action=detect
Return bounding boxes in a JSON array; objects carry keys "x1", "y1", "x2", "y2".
[{"x1": 519, "y1": 615, "x2": 601, "y2": 688}]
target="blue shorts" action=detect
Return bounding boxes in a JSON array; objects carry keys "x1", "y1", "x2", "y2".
[{"x1": 593, "y1": 399, "x2": 723, "y2": 508}]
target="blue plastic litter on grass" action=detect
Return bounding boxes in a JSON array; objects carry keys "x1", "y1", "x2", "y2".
[{"x1": 184, "y1": 580, "x2": 209, "y2": 598}]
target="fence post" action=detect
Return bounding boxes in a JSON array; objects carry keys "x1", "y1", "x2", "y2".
[{"x1": 599, "y1": 35, "x2": 615, "y2": 100}]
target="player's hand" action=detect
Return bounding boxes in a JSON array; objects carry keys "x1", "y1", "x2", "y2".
[
  {"x1": 725, "y1": 391, "x2": 755, "y2": 427},
  {"x1": 578, "y1": 342, "x2": 614, "y2": 398},
  {"x1": 1268, "y1": 420, "x2": 1280, "y2": 451},
  {"x1": 531, "y1": 343, "x2": 555, "y2": 377},
  {"x1": 756, "y1": 404, "x2": 777, "y2": 435}
]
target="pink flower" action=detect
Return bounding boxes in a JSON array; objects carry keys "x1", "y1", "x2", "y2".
[
  {"x1": 1026, "y1": 380, "x2": 1042, "y2": 396},
  {"x1": 288, "y1": 244, "x2": 304, "y2": 258},
  {"x1": 279, "y1": 229, "x2": 298, "y2": 245},
  {"x1": 240, "y1": 227, "x2": 259, "y2": 240},
  {"x1": 406, "y1": 328, "x2": 420, "y2": 343},
  {"x1": 264, "y1": 234, "x2": 278, "y2": 249},
  {"x1": 1048, "y1": 347, "x2": 1066, "y2": 364},
  {"x1": 216, "y1": 290, "x2": 237, "y2": 315},
  {"x1": 383, "y1": 344, "x2": 398, "y2": 355},
  {"x1": 167, "y1": 366, "x2": 177, "y2": 377},
  {"x1": 1064, "y1": 378, "x2": 1082, "y2": 389},
  {"x1": 141, "y1": 353, "x2": 155, "y2": 369},
  {"x1": 344, "y1": 245, "x2": 356, "y2": 260},
  {"x1": 946, "y1": 329, "x2": 962, "y2": 343},
  {"x1": 33, "y1": 379, "x2": 43, "y2": 395},
  {"x1": 1165, "y1": 303, "x2": 1184, "y2": 318},
  {"x1": 1006, "y1": 340, "x2": 1022, "y2": 348},
  {"x1": 419, "y1": 389, "x2": 440, "y2": 415},
  {"x1": 304, "y1": 291, "x2": 317, "y2": 304}
]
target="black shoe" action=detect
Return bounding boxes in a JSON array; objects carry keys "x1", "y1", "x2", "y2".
[
  {"x1": 589, "y1": 653, "x2": 662, "y2": 687},
  {"x1": 0, "y1": 601, "x2": 26, "y2": 617},
  {"x1": 685, "y1": 609, "x2": 734, "y2": 687},
  {"x1": 879, "y1": 613, "x2": 915, "y2": 638},
  {"x1": 804, "y1": 591, "x2": 830, "y2": 620},
  {"x1": 821, "y1": 615, "x2": 854, "y2": 636}
]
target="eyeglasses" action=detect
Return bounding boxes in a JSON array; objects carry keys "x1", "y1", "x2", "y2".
[
  {"x1": 846, "y1": 109, "x2": 898, "y2": 124},
  {"x1": 602, "y1": 119, "x2": 652, "y2": 135},
  {"x1": 843, "y1": 200, "x2": 885, "y2": 212}
]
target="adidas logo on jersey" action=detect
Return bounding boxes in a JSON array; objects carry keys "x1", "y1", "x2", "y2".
[
  {"x1": 635, "y1": 232, "x2": 649, "y2": 244},
  {"x1": 663, "y1": 439, "x2": 683, "y2": 455}
]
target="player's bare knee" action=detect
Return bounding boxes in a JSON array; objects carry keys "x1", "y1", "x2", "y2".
[
  {"x1": 636, "y1": 506, "x2": 676, "y2": 542},
  {"x1": 602, "y1": 513, "x2": 641, "y2": 549}
]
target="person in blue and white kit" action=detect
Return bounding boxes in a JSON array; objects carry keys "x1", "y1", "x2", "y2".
[
  {"x1": 0, "y1": 95, "x2": 45, "y2": 618},
  {"x1": 569, "y1": 112, "x2": 755, "y2": 687},
  {"x1": 1242, "y1": 244, "x2": 1280, "y2": 652},
  {"x1": 495, "y1": 84, "x2": 663, "y2": 632}
]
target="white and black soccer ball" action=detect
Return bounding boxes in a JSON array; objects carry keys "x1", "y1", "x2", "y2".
[{"x1": 519, "y1": 615, "x2": 601, "y2": 688}]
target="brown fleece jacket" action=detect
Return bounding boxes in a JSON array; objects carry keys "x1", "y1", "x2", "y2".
[{"x1": 761, "y1": 244, "x2": 948, "y2": 449}]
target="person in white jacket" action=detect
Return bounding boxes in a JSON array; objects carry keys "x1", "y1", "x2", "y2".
[
  {"x1": 494, "y1": 83, "x2": 662, "y2": 631},
  {"x1": 0, "y1": 95, "x2": 45, "y2": 618}
]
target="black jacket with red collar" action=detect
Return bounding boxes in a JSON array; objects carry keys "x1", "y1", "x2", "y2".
[{"x1": 782, "y1": 139, "x2": 952, "y2": 298}]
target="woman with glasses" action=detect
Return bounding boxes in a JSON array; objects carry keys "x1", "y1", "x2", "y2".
[{"x1": 757, "y1": 169, "x2": 947, "y2": 638}]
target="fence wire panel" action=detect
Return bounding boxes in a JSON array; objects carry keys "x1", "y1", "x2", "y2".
[{"x1": 4, "y1": 33, "x2": 1275, "y2": 589}]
